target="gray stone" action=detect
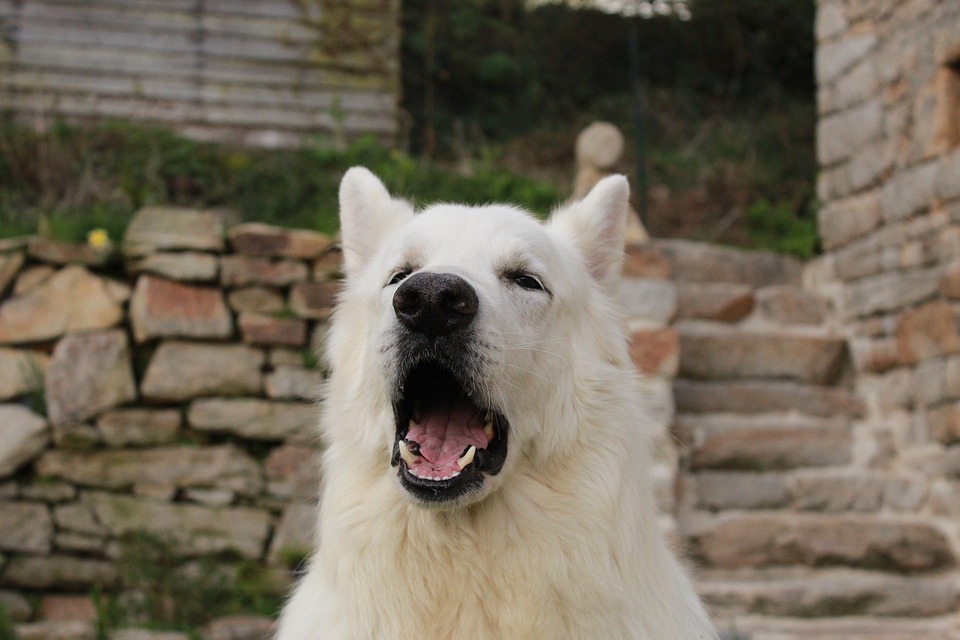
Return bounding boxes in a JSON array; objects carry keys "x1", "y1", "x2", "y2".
[
  {"x1": 0, "y1": 502, "x2": 52, "y2": 553},
  {"x1": 817, "y1": 191, "x2": 882, "y2": 250},
  {"x1": 841, "y1": 266, "x2": 942, "y2": 319},
  {"x1": 268, "y1": 502, "x2": 315, "y2": 565},
  {"x1": 112, "y1": 629, "x2": 190, "y2": 640},
  {"x1": 0, "y1": 405, "x2": 49, "y2": 478},
  {"x1": 755, "y1": 286, "x2": 831, "y2": 326},
  {"x1": 83, "y1": 492, "x2": 271, "y2": 559},
  {"x1": 53, "y1": 502, "x2": 108, "y2": 536},
  {"x1": 238, "y1": 312, "x2": 307, "y2": 347},
  {"x1": 0, "y1": 348, "x2": 48, "y2": 401},
  {"x1": 694, "y1": 472, "x2": 790, "y2": 511},
  {"x1": 677, "y1": 323, "x2": 849, "y2": 384},
  {"x1": 54, "y1": 532, "x2": 108, "y2": 554},
  {"x1": 141, "y1": 342, "x2": 264, "y2": 402},
  {"x1": 265, "y1": 366, "x2": 322, "y2": 401},
  {"x1": 227, "y1": 286, "x2": 285, "y2": 314},
  {"x1": 51, "y1": 422, "x2": 101, "y2": 450},
  {"x1": 791, "y1": 473, "x2": 925, "y2": 513},
  {"x1": 817, "y1": 98, "x2": 882, "y2": 165},
  {"x1": 618, "y1": 279, "x2": 676, "y2": 323},
  {"x1": 20, "y1": 481, "x2": 76, "y2": 503},
  {"x1": 96, "y1": 408, "x2": 181, "y2": 447},
  {"x1": 935, "y1": 150, "x2": 960, "y2": 201},
  {"x1": 674, "y1": 379, "x2": 864, "y2": 417},
  {"x1": 265, "y1": 445, "x2": 320, "y2": 500},
  {"x1": 228, "y1": 222, "x2": 332, "y2": 259},
  {"x1": 816, "y1": 32, "x2": 876, "y2": 84},
  {"x1": 0, "y1": 266, "x2": 126, "y2": 344},
  {"x1": 188, "y1": 398, "x2": 318, "y2": 441},
  {"x1": 45, "y1": 330, "x2": 137, "y2": 427},
  {"x1": 675, "y1": 282, "x2": 753, "y2": 323},
  {"x1": 0, "y1": 590, "x2": 32, "y2": 621},
  {"x1": 1, "y1": 555, "x2": 118, "y2": 590},
  {"x1": 200, "y1": 615, "x2": 276, "y2": 640},
  {"x1": 15, "y1": 620, "x2": 97, "y2": 640},
  {"x1": 128, "y1": 252, "x2": 219, "y2": 282},
  {"x1": 36, "y1": 445, "x2": 263, "y2": 497},
  {"x1": 288, "y1": 281, "x2": 339, "y2": 320},
  {"x1": 220, "y1": 256, "x2": 308, "y2": 288},
  {"x1": 123, "y1": 207, "x2": 225, "y2": 257},
  {"x1": 130, "y1": 276, "x2": 233, "y2": 343},
  {"x1": 815, "y1": 2, "x2": 847, "y2": 41},
  {"x1": 880, "y1": 161, "x2": 939, "y2": 222},
  {"x1": 651, "y1": 239, "x2": 802, "y2": 286}
]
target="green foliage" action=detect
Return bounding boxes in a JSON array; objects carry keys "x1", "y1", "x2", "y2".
[
  {"x1": 18, "y1": 355, "x2": 47, "y2": 417},
  {"x1": 0, "y1": 603, "x2": 15, "y2": 640},
  {"x1": 745, "y1": 198, "x2": 819, "y2": 258}
]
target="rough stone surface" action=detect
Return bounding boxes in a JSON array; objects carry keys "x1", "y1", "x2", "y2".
[
  {"x1": 695, "y1": 472, "x2": 791, "y2": 512},
  {"x1": 188, "y1": 398, "x2": 317, "y2": 441},
  {"x1": 220, "y1": 256, "x2": 308, "y2": 288},
  {"x1": 675, "y1": 282, "x2": 754, "y2": 323},
  {"x1": 618, "y1": 279, "x2": 677, "y2": 324},
  {"x1": 265, "y1": 366, "x2": 322, "y2": 401},
  {"x1": 227, "y1": 286, "x2": 285, "y2": 314},
  {"x1": 15, "y1": 620, "x2": 96, "y2": 640},
  {"x1": 288, "y1": 281, "x2": 339, "y2": 320},
  {"x1": 96, "y1": 409, "x2": 180, "y2": 448},
  {"x1": 123, "y1": 207, "x2": 225, "y2": 257},
  {"x1": 673, "y1": 379, "x2": 864, "y2": 417},
  {"x1": 0, "y1": 348, "x2": 48, "y2": 401},
  {"x1": 653, "y1": 239, "x2": 802, "y2": 286},
  {"x1": 622, "y1": 244, "x2": 669, "y2": 279},
  {"x1": 0, "y1": 405, "x2": 49, "y2": 478},
  {"x1": 200, "y1": 615, "x2": 276, "y2": 640},
  {"x1": 45, "y1": 330, "x2": 137, "y2": 427},
  {"x1": 36, "y1": 446, "x2": 263, "y2": 497},
  {"x1": 130, "y1": 276, "x2": 233, "y2": 342},
  {"x1": 238, "y1": 312, "x2": 307, "y2": 347},
  {"x1": 13, "y1": 265, "x2": 55, "y2": 295},
  {"x1": 0, "y1": 502, "x2": 52, "y2": 553},
  {"x1": 228, "y1": 223, "x2": 332, "y2": 259},
  {"x1": 83, "y1": 492, "x2": 271, "y2": 559},
  {"x1": 141, "y1": 341, "x2": 263, "y2": 401},
  {"x1": 0, "y1": 266, "x2": 126, "y2": 344},
  {"x1": 629, "y1": 328, "x2": 679, "y2": 377},
  {"x1": 265, "y1": 445, "x2": 319, "y2": 500},
  {"x1": 268, "y1": 502, "x2": 316, "y2": 564},
  {"x1": 1, "y1": 555, "x2": 118, "y2": 589},
  {"x1": 128, "y1": 252, "x2": 219, "y2": 282},
  {"x1": 39, "y1": 594, "x2": 97, "y2": 621},
  {"x1": 0, "y1": 590, "x2": 31, "y2": 621},
  {"x1": 27, "y1": 239, "x2": 113, "y2": 267},
  {"x1": 817, "y1": 192, "x2": 882, "y2": 250},
  {"x1": 755, "y1": 286, "x2": 832, "y2": 326},
  {"x1": 896, "y1": 301, "x2": 960, "y2": 364}
]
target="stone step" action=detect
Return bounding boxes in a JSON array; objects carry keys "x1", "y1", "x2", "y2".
[
  {"x1": 674, "y1": 379, "x2": 865, "y2": 418},
  {"x1": 714, "y1": 615, "x2": 960, "y2": 640},
  {"x1": 652, "y1": 238, "x2": 803, "y2": 287},
  {"x1": 696, "y1": 567, "x2": 960, "y2": 618},
  {"x1": 677, "y1": 322, "x2": 849, "y2": 384}
]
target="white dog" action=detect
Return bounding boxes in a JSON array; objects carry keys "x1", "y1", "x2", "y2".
[{"x1": 276, "y1": 168, "x2": 716, "y2": 639}]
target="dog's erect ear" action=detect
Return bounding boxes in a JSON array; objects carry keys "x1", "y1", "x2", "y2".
[
  {"x1": 338, "y1": 167, "x2": 414, "y2": 276},
  {"x1": 549, "y1": 175, "x2": 629, "y2": 287}
]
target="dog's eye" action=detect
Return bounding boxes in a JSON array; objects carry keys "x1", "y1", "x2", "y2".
[
  {"x1": 387, "y1": 270, "x2": 410, "y2": 286},
  {"x1": 511, "y1": 273, "x2": 545, "y2": 291}
]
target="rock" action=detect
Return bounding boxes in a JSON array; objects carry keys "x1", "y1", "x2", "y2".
[
  {"x1": 675, "y1": 282, "x2": 754, "y2": 323},
  {"x1": 677, "y1": 323, "x2": 850, "y2": 384},
  {"x1": 268, "y1": 502, "x2": 316, "y2": 565},
  {"x1": 141, "y1": 342, "x2": 263, "y2": 402},
  {"x1": 265, "y1": 445, "x2": 319, "y2": 500},
  {"x1": 673, "y1": 379, "x2": 865, "y2": 417},
  {"x1": 755, "y1": 286, "x2": 832, "y2": 326},
  {"x1": 0, "y1": 590, "x2": 32, "y2": 621},
  {"x1": 111, "y1": 630, "x2": 190, "y2": 640},
  {"x1": 39, "y1": 594, "x2": 97, "y2": 621},
  {"x1": 0, "y1": 266, "x2": 126, "y2": 344},
  {"x1": 128, "y1": 252, "x2": 219, "y2": 282},
  {"x1": 265, "y1": 366, "x2": 322, "y2": 401},
  {"x1": 791, "y1": 473, "x2": 926, "y2": 513},
  {"x1": 687, "y1": 513, "x2": 954, "y2": 572},
  {"x1": 312, "y1": 246, "x2": 344, "y2": 280},
  {"x1": 288, "y1": 281, "x2": 339, "y2": 320},
  {"x1": 14, "y1": 620, "x2": 97, "y2": 640},
  {"x1": 36, "y1": 445, "x2": 264, "y2": 497},
  {"x1": 0, "y1": 348, "x2": 48, "y2": 401},
  {"x1": 1, "y1": 555, "x2": 118, "y2": 590},
  {"x1": 21, "y1": 481, "x2": 76, "y2": 503},
  {"x1": 228, "y1": 222, "x2": 332, "y2": 259},
  {"x1": 622, "y1": 243, "x2": 669, "y2": 279},
  {"x1": 200, "y1": 615, "x2": 276, "y2": 640},
  {"x1": 27, "y1": 238, "x2": 113, "y2": 267},
  {"x1": 896, "y1": 301, "x2": 960, "y2": 364},
  {"x1": 83, "y1": 492, "x2": 271, "y2": 559},
  {"x1": 227, "y1": 286, "x2": 285, "y2": 314},
  {"x1": 45, "y1": 330, "x2": 137, "y2": 426},
  {"x1": 818, "y1": 97, "x2": 883, "y2": 165},
  {"x1": 13, "y1": 265, "x2": 55, "y2": 295},
  {"x1": 130, "y1": 276, "x2": 233, "y2": 342},
  {"x1": 51, "y1": 423, "x2": 101, "y2": 450},
  {"x1": 220, "y1": 256, "x2": 308, "y2": 288},
  {"x1": 618, "y1": 279, "x2": 676, "y2": 324},
  {"x1": 0, "y1": 251, "x2": 24, "y2": 295},
  {"x1": 694, "y1": 472, "x2": 790, "y2": 511},
  {"x1": 188, "y1": 398, "x2": 318, "y2": 441},
  {"x1": 652, "y1": 239, "x2": 802, "y2": 287},
  {"x1": 575, "y1": 121, "x2": 624, "y2": 171},
  {"x1": 96, "y1": 408, "x2": 181, "y2": 447},
  {"x1": 123, "y1": 207, "x2": 225, "y2": 257},
  {"x1": 183, "y1": 487, "x2": 235, "y2": 507},
  {"x1": 817, "y1": 191, "x2": 882, "y2": 250},
  {"x1": 841, "y1": 265, "x2": 941, "y2": 319},
  {"x1": 0, "y1": 405, "x2": 49, "y2": 477},
  {"x1": 0, "y1": 502, "x2": 52, "y2": 553},
  {"x1": 53, "y1": 502, "x2": 108, "y2": 536},
  {"x1": 238, "y1": 312, "x2": 307, "y2": 347},
  {"x1": 628, "y1": 328, "x2": 679, "y2": 377}
]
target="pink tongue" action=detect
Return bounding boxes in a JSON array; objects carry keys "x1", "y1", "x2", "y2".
[{"x1": 405, "y1": 401, "x2": 488, "y2": 466}]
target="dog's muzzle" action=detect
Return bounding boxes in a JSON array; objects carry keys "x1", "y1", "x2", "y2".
[{"x1": 389, "y1": 272, "x2": 509, "y2": 504}]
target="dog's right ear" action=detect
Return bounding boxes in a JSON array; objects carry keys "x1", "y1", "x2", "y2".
[{"x1": 338, "y1": 167, "x2": 414, "y2": 276}]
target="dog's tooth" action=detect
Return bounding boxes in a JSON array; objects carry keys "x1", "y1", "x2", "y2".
[
  {"x1": 457, "y1": 445, "x2": 477, "y2": 470},
  {"x1": 398, "y1": 440, "x2": 419, "y2": 467},
  {"x1": 484, "y1": 423, "x2": 494, "y2": 440}
]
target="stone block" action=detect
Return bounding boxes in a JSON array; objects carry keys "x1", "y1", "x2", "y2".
[
  {"x1": 677, "y1": 323, "x2": 849, "y2": 384},
  {"x1": 39, "y1": 595, "x2": 97, "y2": 622},
  {"x1": 619, "y1": 279, "x2": 677, "y2": 324},
  {"x1": 0, "y1": 405, "x2": 49, "y2": 478},
  {"x1": 935, "y1": 150, "x2": 960, "y2": 201},
  {"x1": 130, "y1": 276, "x2": 233, "y2": 343},
  {"x1": 128, "y1": 252, "x2": 218, "y2": 282},
  {"x1": 0, "y1": 502, "x2": 52, "y2": 554},
  {"x1": 45, "y1": 330, "x2": 137, "y2": 427},
  {"x1": 1, "y1": 555, "x2": 118, "y2": 590},
  {"x1": 816, "y1": 32, "x2": 876, "y2": 85},
  {"x1": 790, "y1": 472, "x2": 924, "y2": 513},
  {"x1": 652, "y1": 239, "x2": 802, "y2": 286},
  {"x1": 227, "y1": 286, "x2": 285, "y2": 314},
  {"x1": 268, "y1": 502, "x2": 316, "y2": 565},
  {"x1": 817, "y1": 192, "x2": 882, "y2": 249},
  {"x1": 312, "y1": 247, "x2": 344, "y2": 280},
  {"x1": 238, "y1": 312, "x2": 307, "y2": 347},
  {"x1": 265, "y1": 366, "x2": 322, "y2": 401},
  {"x1": 220, "y1": 256, "x2": 308, "y2": 288},
  {"x1": 228, "y1": 223, "x2": 332, "y2": 259},
  {"x1": 694, "y1": 472, "x2": 790, "y2": 511},
  {"x1": 687, "y1": 513, "x2": 954, "y2": 572},
  {"x1": 265, "y1": 445, "x2": 319, "y2": 500},
  {"x1": 755, "y1": 286, "x2": 831, "y2": 326},
  {"x1": 880, "y1": 161, "x2": 939, "y2": 222},
  {"x1": 288, "y1": 281, "x2": 339, "y2": 320},
  {"x1": 27, "y1": 239, "x2": 113, "y2": 267},
  {"x1": 675, "y1": 282, "x2": 753, "y2": 323},
  {"x1": 15, "y1": 621, "x2": 96, "y2": 640},
  {"x1": 629, "y1": 327, "x2": 678, "y2": 378},
  {"x1": 141, "y1": 341, "x2": 263, "y2": 402},
  {"x1": 817, "y1": 98, "x2": 882, "y2": 165},
  {"x1": 36, "y1": 445, "x2": 264, "y2": 497},
  {"x1": 622, "y1": 243, "x2": 669, "y2": 279},
  {"x1": 841, "y1": 266, "x2": 941, "y2": 319},
  {"x1": 200, "y1": 615, "x2": 276, "y2": 640},
  {"x1": 13, "y1": 265, "x2": 54, "y2": 295},
  {"x1": 20, "y1": 481, "x2": 76, "y2": 503},
  {"x1": 0, "y1": 266, "x2": 126, "y2": 344},
  {"x1": 0, "y1": 590, "x2": 31, "y2": 622},
  {"x1": 0, "y1": 348, "x2": 48, "y2": 401},
  {"x1": 123, "y1": 207, "x2": 225, "y2": 257},
  {"x1": 815, "y1": 2, "x2": 847, "y2": 42},
  {"x1": 896, "y1": 301, "x2": 960, "y2": 364},
  {"x1": 96, "y1": 408, "x2": 180, "y2": 448},
  {"x1": 188, "y1": 398, "x2": 318, "y2": 441},
  {"x1": 673, "y1": 379, "x2": 864, "y2": 417}
]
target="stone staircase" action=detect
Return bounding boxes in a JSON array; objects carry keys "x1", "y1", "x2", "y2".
[{"x1": 636, "y1": 239, "x2": 960, "y2": 638}]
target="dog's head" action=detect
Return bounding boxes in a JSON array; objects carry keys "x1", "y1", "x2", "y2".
[{"x1": 325, "y1": 167, "x2": 630, "y2": 508}]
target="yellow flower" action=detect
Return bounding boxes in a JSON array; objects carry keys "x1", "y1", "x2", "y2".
[{"x1": 87, "y1": 228, "x2": 111, "y2": 249}]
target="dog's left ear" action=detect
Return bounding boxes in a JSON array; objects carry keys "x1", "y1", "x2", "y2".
[
  {"x1": 338, "y1": 167, "x2": 414, "y2": 277},
  {"x1": 549, "y1": 175, "x2": 629, "y2": 287}
]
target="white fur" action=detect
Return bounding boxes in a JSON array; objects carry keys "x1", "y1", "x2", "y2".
[{"x1": 276, "y1": 168, "x2": 717, "y2": 640}]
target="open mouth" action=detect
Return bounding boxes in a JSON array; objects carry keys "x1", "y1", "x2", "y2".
[{"x1": 391, "y1": 361, "x2": 508, "y2": 503}]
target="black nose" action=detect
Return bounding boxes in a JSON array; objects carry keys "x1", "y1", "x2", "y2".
[{"x1": 393, "y1": 272, "x2": 479, "y2": 336}]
